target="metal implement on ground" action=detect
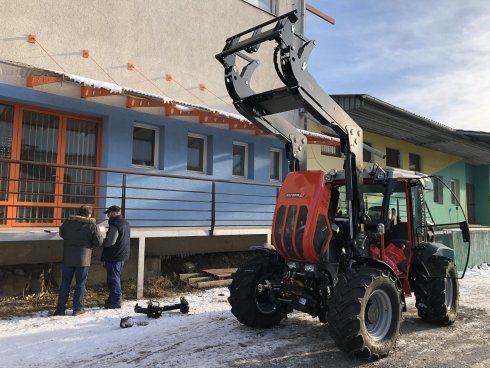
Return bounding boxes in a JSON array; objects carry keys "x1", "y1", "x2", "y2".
[
  {"x1": 134, "y1": 297, "x2": 189, "y2": 319},
  {"x1": 119, "y1": 316, "x2": 149, "y2": 328}
]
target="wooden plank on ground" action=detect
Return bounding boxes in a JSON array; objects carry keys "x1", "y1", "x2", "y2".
[
  {"x1": 179, "y1": 272, "x2": 205, "y2": 281},
  {"x1": 188, "y1": 276, "x2": 214, "y2": 285},
  {"x1": 196, "y1": 279, "x2": 233, "y2": 289},
  {"x1": 202, "y1": 268, "x2": 237, "y2": 277}
]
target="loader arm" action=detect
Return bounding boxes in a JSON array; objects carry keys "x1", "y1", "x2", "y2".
[{"x1": 216, "y1": 10, "x2": 363, "y2": 240}]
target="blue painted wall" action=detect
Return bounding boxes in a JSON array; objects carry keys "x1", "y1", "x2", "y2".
[{"x1": 0, "y1": 83, "x2": 286, "y2": 226}]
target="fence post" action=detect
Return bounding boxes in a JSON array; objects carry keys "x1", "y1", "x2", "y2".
[
  {"x1": 210, "y1": 181, "x2": 216, "y2": 236},
  {"x1": 121, "y1": 174, "x2": 127, "y2": 218}
]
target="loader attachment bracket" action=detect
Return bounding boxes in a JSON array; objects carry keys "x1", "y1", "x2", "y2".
[{"x1": 216, "y1": 9, "x2": 364, "y2": 240}]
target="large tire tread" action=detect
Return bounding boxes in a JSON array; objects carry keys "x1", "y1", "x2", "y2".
[
  {"x1": 228, "y1": 255, "x2": 288, "y2": 328},
  {"x1": 410, "y1": 258, "x2": 459, "y2": 325},
  {"x1": 328, "y1": 266, "x2": 402, "y2": 359}
]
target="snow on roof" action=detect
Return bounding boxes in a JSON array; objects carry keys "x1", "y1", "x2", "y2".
[
  {"x1": 298, "y1": 129, "x2": 339, "y2": 143},
  {"x1": 0, "y1": 59, "x2": 335, "y2": 142}
]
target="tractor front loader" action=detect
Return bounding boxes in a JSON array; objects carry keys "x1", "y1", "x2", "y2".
[{"x1": 216, "y1": 10, "x2": 470, "y2": 359}]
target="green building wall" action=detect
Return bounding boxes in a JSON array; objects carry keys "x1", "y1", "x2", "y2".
[{"x1": 468, "y1": 165, "x2": 490, "y2": 225}]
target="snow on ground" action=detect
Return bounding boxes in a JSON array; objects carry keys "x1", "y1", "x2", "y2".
[{"x1": 1, "y1": 264, "x2": 490, "y2": 368}]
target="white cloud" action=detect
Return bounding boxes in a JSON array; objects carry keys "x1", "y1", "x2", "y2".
[{"x1": 306, "y1": 0, "x2": 490, "y2": 131}]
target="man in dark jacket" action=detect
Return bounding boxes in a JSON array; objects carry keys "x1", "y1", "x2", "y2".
[
  {"x1": 54, "y1": 205, "x2": 103, "y2": 316},
  {"x1": 101, "y1": 205, "x2": 131, "y2": 309}
]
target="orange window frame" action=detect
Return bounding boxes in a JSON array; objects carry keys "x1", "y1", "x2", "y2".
[{"x1": 0, "y1": 100, "x2": 102, "y2": 228}]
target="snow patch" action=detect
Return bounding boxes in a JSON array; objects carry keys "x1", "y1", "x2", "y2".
[{"x1": 1, "y1": 265, "x2": 489, "y2": 367}]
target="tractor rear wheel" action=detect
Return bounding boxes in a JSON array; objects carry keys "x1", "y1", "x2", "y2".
[
  {"x1": 328, "y1": 266, "x2": 402, "y2": 359},
  {"x1": 228, "y1": 255, "x2": 288, "y2": 328},
  {"x1": 411, "y1": 258, "x2": 459, "y2": 325}
]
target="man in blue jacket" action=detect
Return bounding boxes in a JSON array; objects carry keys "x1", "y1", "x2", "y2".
[
  {"x1": 54, "y1": 205, "x2": 103, "y2": 316},
  {"x1": 101, "y1": 205, "x2": 131, "y2": 309}
]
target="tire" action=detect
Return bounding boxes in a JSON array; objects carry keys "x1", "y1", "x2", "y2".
[
  {"x1": 410, "y1": 258, "x2": 459, "y2": 325},
  {"x1": 328, "y1": 266, "x2": 402, "y2": 359},
  {"x1": 228, "y1": 255, "x2": 288, "y2": 328}
]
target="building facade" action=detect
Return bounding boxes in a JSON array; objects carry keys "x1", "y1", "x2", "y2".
[
  {"x1": 0, "y1": 1, "x2": 316, "y2": 296},
  {"x1": 1, "y1": 2, "x2": 488, "y2": 296},
  {"x1": 0, "y1": 1, "x2": 311, "y2": 228},
  {"x1": 305, "y1": 94, "x2": 490, "y2": 226}
]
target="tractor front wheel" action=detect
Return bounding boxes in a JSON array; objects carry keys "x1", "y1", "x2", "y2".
[
  {"x1": 328, "y1": 266, "x2": 402, "y2": 359},
  {"x1": 228, "y1": 255, "x2": 289, "y2": 328},
  {"x1": 410, "y1": 258, "x2": 459, "y2": 325}
]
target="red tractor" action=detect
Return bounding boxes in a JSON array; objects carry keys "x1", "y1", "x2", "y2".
[{"x1": 216, "y1": 11, "x2": 470, "y2": 358}]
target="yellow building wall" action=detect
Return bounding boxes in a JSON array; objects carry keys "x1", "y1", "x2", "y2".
[{"x1": 306, "y1": 120, "x2": 464, "y2": 174}]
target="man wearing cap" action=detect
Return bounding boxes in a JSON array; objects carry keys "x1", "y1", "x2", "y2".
[{"x1": 101, "y1": 205, "x2": 131, "y2": 309}]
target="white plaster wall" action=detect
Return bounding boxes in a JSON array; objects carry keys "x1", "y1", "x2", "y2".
[{"x1": 0, "y1": 0, "x2": 300, "y2": 117}]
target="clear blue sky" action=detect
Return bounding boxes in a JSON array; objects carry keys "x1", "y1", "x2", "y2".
[{"x1": 305, "y1": 0, "x2": 490, "y2": 132}]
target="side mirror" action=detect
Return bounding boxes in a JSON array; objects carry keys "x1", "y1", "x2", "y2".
[
  {"x1": 377, "y1": 223, "x2": 385, "y2": 235},
  {"x1": 459, "y1": 221, "x2": 470, "y2": 242}
]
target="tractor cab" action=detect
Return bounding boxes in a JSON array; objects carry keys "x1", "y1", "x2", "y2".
[{"x1": 328, "y1": 167, "x2": 470, "y2": 282}]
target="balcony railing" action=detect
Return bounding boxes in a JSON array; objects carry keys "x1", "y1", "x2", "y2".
[{"x1": 0, "y1": 158, "x2": 281, "y2": 232}]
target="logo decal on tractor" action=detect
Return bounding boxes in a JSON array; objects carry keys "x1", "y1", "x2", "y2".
[{"x1": 286, "y1": 193, "x2": 305, "y2": 198}]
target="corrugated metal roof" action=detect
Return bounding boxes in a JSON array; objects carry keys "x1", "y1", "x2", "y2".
[{"x1": 332, "y1": 94, "x2": 490, "y2": 165}]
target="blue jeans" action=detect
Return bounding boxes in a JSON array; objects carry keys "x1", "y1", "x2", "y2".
[
  {"x1": 57, "y1": 265, "x2": 89, "y2": 312},
  {"x1": 104, "y1": 261, "x2": 125, "y2": 305}
]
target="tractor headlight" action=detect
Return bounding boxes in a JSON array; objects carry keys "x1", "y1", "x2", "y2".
[{"x1": 304, "y1": 264, "x2": 315, "y2": 273}]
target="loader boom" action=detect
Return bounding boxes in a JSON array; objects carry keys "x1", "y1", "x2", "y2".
[{"x1": 216, "y1": 10, "x2": 363, "y2": 240}]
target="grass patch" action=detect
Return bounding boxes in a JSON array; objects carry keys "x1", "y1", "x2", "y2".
[{"x1": 0, "y1": 274, "x2": 191, "y2": 319}]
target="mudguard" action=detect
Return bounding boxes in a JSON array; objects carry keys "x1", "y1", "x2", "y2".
[
  {"x1": 414, "y1": 242, "x2": 454, "y2": 263},
  {"x1": 351, "y1": 258, "x2": 404, "y2": 293}
]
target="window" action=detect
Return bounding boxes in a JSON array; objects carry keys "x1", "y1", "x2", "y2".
[
  {"x1": 433, "y1": 176, "x2": 444, "y2": 204},
  {"x1": 409, "y1": 153, "x2": 421, "y2": 171},
  {"x1": 132, "y1": 123, "x2": 159, "y2": 168},
  {"x1": 363, "y1": 142, "x2": 373, "y2": 162},
  {"x1": 451, "y1": 179, "x2": 460, "y2": 204},
  {"x1": 232, "y1": 142, "x2": 248, "y2": 177},
  {"x1": 187, "y1": 133, "x2": 207, "y2": 173},
  {"x1": 321, "y1": 144, "x2": 341, "y2": 157},
  {"x1": 242, "y1": 0, "x2": 277, "y2": 14},
  {"x1": 270, "y1": 148, "x2": 282, "y2": 181},
  {"x1": 0, "y1": 103, "x2": 101, "y2": 227},
  {"x1": 0, "y1": 104, "x2": 14, "y2": 225},
  {"x1": 386, "y1": 148, "x2": 400, "y2": 168}
]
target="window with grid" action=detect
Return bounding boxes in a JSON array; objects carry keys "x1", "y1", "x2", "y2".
[
  {"x1": 62, "y1": 118, "x2": 99, "y2": 208},
  {"x1": 321, "y1": 144, "x2": 341, "y2": 157},
  {"x1": 0, "y1": 104, "x2": 14, "y2": 225},
  {"x1": 385, "y1": 148, "x2": 400, "y2": 168},
  {"x1": 409, "y1": 153, "x2": 421, "y2": 171}
]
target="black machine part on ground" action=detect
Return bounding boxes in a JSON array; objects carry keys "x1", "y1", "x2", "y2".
[
  {"x1": 134, "y1": 297, "x2": 190, "y2": 319},
  {"x1": 119, "y1": 316, "x2": 150, "y2": 328}
]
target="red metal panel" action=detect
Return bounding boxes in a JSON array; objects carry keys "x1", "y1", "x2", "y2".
[{"x1": 272, "y1": 171, "x2": 332, "y2": 263}]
